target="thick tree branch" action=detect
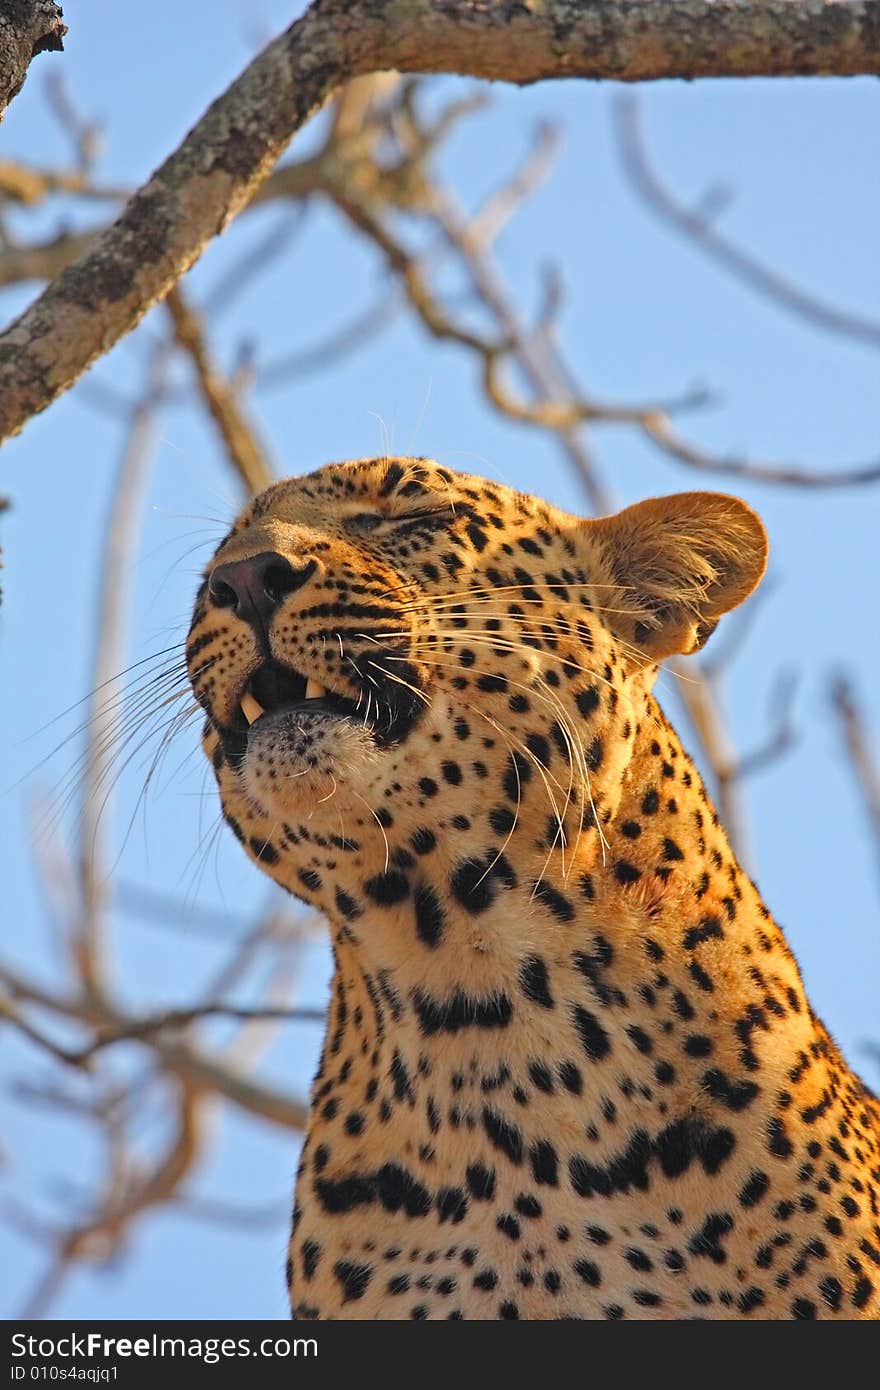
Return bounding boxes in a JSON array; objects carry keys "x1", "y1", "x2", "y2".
[
  {"x1": 0, "y1": 0, "x2": 66, "y2": 123},
  {"x1": 2, "y1": 0, "x2": 880, "y2": 449}
]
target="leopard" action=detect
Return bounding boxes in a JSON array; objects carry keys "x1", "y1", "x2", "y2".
[{"x1": 186, "y1": 455, "x2": 880, "y2": 1320}]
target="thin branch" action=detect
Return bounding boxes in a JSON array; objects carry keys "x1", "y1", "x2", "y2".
[
  {"x1": 831, "y1": 676, "x2": 880, "y2": 876},
  {"x1": 614, "y1": 93, "x2": 880, "y2": 352},
  {"x1": 5, "y1": 1004, "x2": 326, "y2": 1070},
  {"x1": 256, "y1": 288, "x2": 402, "y2": 388},
  {"x1": 77, "y1": 349, "x2": 168, "y2": 999},
  {"x1": 640, "y1": 413, "x2": 880, "y2": 489},
  {"x1": 0, "y1": 227, "x2": 99, "y2": 287},
  {"x1": 18, "y1": 1082, "x2": 206, "y2": 1318},
  {"x1": 0, "y1": 159, "x2": 125, "y2": 205},
  {"x1": 0, "y1": 961, "x2": 310, "y2": 1130},
  {"x1": 165, "y1": 284, "x2": 273, "y2": 496}
]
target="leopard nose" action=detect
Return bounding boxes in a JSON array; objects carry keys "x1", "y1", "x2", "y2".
[{"x1": 208, "y1": 552, "x2": 316, "y2": 628}]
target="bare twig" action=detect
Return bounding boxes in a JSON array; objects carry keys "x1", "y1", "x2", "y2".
[
  {"x1": 165, "y1": 284, "x2": 273, "y2": 497},
  {"x1": 614, "y1": 94, "x2": 880, "y2": 352},
  {"x1": 831, "y1": 676, "x2": 880, "y2": 877},
  {"x1": 2, "y1": 1003, "x2": 325, "y2": 1070},
  {"x1": 257, "y1": 289, "x2": 402, "y2": 388},
  {"x1": 1, "y1": 959, "x2": 310, "y2": 1132},
  {"x1": 77, "y1": 349, "x2": 168, "y2": 999},
  {"x1": 641, "y1": 413, "x2": 880, "y2": 489}
]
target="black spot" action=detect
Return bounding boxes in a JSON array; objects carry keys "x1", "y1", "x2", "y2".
[
  {"x1": 626, "y1": 1025, "x2": 653, "y2": 1055},
  {"x1": 364, "y1": 870, "x2": 410, "y2": 906},
  {"x1": 614, "y1": 860, "x2": 641, "y2": 885},
  {"x1": 558, "y1": 1060, "x2": 583, "y2": 1095},
  {"x1": 528, "y1": 1060, "x2": 554, "y2": 1092},
  {"x1": 632, "y1": 1289, "x2": 662, "y2": 1307},
  {"x1": 466, "y1": 1163, "x2": 496, "y2": 1200},
  {"x1": 301, "y1": 1239, "x2": 321, "y2": 1281},
  {"x1": 574, "y1": 1259, "x2": 601, "y2": 1287},
  {"x1": 315, "y1": 1173, "x2": 376, "y2": 1214},
  {"x1": 672, "y1": 989, "x2": 695, "y2": 1021},
  {"x1": 529, "y1": 1140, "x2": 559, "y2": 1186},
  {"x1": 702, "y1": 1068, "x2": 760, "y2": 1112},
  {"x1": 767, "y1": 1117, "x2": 794, "y2": 1159},
  {"x1": 379, "y1": 461, "x2": 405, "y2": 495},
  {"x1": 489, "y1": 805, "x2": 516, "y2": 835},
  {"x1": 571, "y1": 1004, "x2": 611, "y2": 1061},
  {"x1": 689, "y1": 961, "x2": 714, "y2": 992},
  {"x1": 738, "y1": 1170, "x2": 770, "y2": 1208},
  {"x1": 333, "y1": 1260, "x2": 373, "y2": 1303},
  {"x1": 586, "y1": 736, "x2": 604, "y2": 771},
  {"x1": 688, "y1": 1213, "x2": 733, "y2": 1264},
  {"x1": 334, "y1": 887, "x2": 362, "y2": 920},
  {"x1": 531, "y1": 880, "x2": 575, "y2": 923},
  {"x1": 411, "y1": 827, "x2": 437, "y2": 855},
  {"x1": 413, "y1": 987, "x2": 512, "y2": 1036},
  {"x1": 390, "y1": 1050, "x2": 414, "y2": 1103},
  {"x1": 791, "y1": 1296, "x2": 817, "y2": 1319},
  {"x1": 515, "y1": 1194, "x2": 542, "y2": 1219},
  {"x1": 414, "y1": 883, "x2": 445, "y2": 949},
  {"x1": 376, "y1": 1163, "x2": 432, "y2": 1217},
  {"x1": 626, "y1": 1247, "x2": 653, "y2": 1272},
  {"x1": 519, "y1": 955, "x2": 554, "y2": 1009},
  {"x1": 436, "y1": 1187, "x2": 469, "y2": 1224},
  {"x1": 576, "y1": 686, "x2": 601, "y2": 718},
  {"x1": 683, "y1": 915, "x2": 724, "y2": 951},
  {"x1": 569, "y1": 1130, "x2": 652, "y2": 1199},
  {"x1": 525, "y1": 732, "x2": 551, "y2": 765},
  {"x1": 496, "y1": 1213, "x2": 520, "y2": 1241},
  {"x1": 655, "y1": 1116, "x2": 735, "y2": 1179},
  {"x1": 450, "y1": 858, "x2": 495, "y2": 914},
  {"x1": 503, "y1": 750, "x2": 532, "y2": 801},
  {"x1": 818, "y1": 1276, "x2": 842, "y2": 1312},
  {"x1": 298, "y1": 868, "x2": 322, "y2": 892},
  {"x1": 852, "y1": 1276, "x2": 873, "y2": 1309},
  {"x1": 738, "y1": 1287, "x2": 765, "y2": 1315},
  {"x1": 250, "y1": 837, "x2": 279, "y2": 865},
  {"x1": 483, "y1": 1108, "x2": 524, "y2": 1164}
]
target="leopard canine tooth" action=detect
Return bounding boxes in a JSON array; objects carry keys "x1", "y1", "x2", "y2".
[
  {"x1": 240, "y1": 691, "x2": 265, "y2": 726},
  {"x1": 305, "y1": 679, "x2": 327, "y2": 700}
]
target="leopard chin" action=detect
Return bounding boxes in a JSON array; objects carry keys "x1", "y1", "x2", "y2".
[{"x1": 237, "y1": 705, "x2": 381, "y2": 818}]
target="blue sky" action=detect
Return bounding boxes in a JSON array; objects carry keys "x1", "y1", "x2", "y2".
[{"x1": 1, "y1": 2, "x2": 878, "y2": 1319}]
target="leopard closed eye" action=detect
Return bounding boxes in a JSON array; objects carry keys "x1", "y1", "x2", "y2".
[{"x1": 186, "y1": 455, "x2": 880, "y2": 1321}]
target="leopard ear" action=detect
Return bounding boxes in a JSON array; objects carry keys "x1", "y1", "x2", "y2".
[{"x1": 590, "y1": 492, "x2": 768, "y2": 660}]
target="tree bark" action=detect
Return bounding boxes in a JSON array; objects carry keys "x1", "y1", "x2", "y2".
[
  {"x1": 1, "y1": 0, "x2": 878, "y2": 450},
  {"x1": 0, "y1": 0, "x2": 66, "y2": 123}
]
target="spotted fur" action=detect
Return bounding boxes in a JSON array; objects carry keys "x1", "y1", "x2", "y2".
[{"x1": 186, "y1": 457, "x2": 880, "y2": 1320}]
